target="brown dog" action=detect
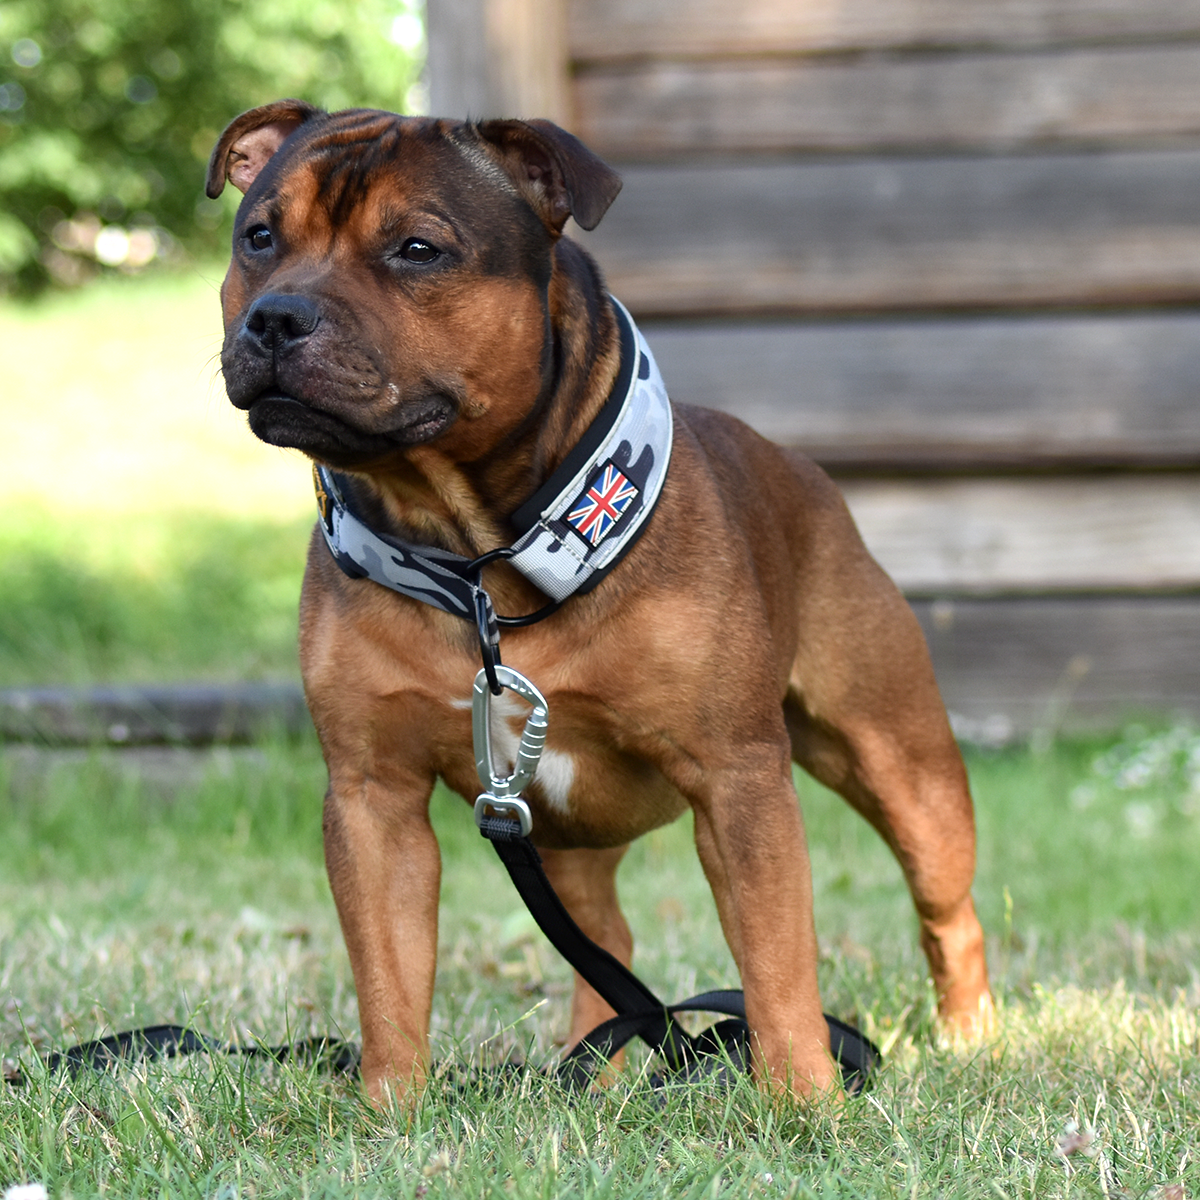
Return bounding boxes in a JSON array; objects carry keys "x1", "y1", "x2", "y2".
[{"x1": 207, "y1": 101, "x2": 993, "y2": 1104}]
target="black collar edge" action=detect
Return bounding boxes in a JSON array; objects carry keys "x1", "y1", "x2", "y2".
[{"x1": 508, "y1": 297, "x2": 637, "y2": 537}]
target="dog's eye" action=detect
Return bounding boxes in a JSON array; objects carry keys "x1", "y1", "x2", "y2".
[
  {"x1": 246, "y1": 226, "x2": 273, "y2": 252},
  {"x1": 399, "y1": 238, "x2": 439, "y2": 264}
]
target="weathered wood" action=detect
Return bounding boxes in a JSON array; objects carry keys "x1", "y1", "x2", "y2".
[
  {"x1": 642, "y1": 310, "x2": 1200, "y2": 469},
  {"x1": 0, "y1": 683, "x2": 310, "y2": 746},
  {"x1": 569, "y1": 0, "x2": 1200, "y2": 62},
  {"x1": 910, "y1": 596, "x2": 1200, "y2": 738},
  {"x1": 839, "y1": 475, "x2": 1200, "y2": 594},
  {"x1": 427, "y1": 0, "x2": 571, "y2": 123},
  {"x1": 576, "y1": 44, "x2": 1200, "y2": 157},
  {"x1": 573, "y1": 149, "x2": 1200, "y2": 315}
]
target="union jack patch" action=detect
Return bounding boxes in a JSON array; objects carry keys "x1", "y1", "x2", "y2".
[{"x1": 566, "y1": 462, "x2": 639, "y2": 547}]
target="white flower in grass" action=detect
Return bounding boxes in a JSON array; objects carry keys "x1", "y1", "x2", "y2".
[
  {"x1": 1054, "y1": 1120, "x2": 1096, "y2": 1159},
  {"x1": 3, "y1": 1185, "x2": 50, "y2": 1200}
]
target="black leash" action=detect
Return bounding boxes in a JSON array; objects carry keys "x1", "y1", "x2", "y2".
[
  {"x1": 18, "y1": 828, "x2": 878, "y2": 1093},
  {"x1": 478, "y1": 812, "x2": 880, "y2": 1094},
  {"x1": 3, "y1": 1026, "x2": 360, "y2": 1086},
  {"x1": 15, "y1": 626, "x2": 880, "y2": 1095},
  {"x1": 467, "y1": 611, "x2": 880, "y2": 1095},
  {"x1": 20, "y1": 811, "x2": 879, "y2": 1093}
]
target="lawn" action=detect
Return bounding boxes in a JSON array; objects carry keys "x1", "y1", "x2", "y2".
[
  {"x1": 0, "y1": 267, "x2": 311, "y2": 686},
  {"x1": 1, "y1": 271, "x2": 1197, "y2": 1198}
]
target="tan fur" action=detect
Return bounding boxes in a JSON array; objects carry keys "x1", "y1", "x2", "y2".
[{"x1": 211, "y1": 105, "x2": 993, "y2": 1106}]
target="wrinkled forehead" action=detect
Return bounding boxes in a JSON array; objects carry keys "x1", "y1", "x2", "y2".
[{"x1": 239, "y1": 111, "x2": 528, "y2": 238}]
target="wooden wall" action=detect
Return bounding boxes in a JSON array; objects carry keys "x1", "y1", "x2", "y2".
[{"x1": 427, "y1": 0, "x2": 1200, "y2": 739}]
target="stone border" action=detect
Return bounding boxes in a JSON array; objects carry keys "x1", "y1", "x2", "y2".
[{"x1": 0, "y1": 683, "x2": 310, "y2": 746}]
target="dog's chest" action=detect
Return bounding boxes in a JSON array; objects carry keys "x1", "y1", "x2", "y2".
[{"x1": 440, "y1": 688, "x2": 689, "y2": 848}]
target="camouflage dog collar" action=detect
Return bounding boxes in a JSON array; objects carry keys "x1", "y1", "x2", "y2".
[{"x1": 313, "y1": 296, "x2": 673, "y2": 616}]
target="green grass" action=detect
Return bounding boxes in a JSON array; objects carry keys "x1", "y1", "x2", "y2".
[
  {"x1": 0, "y1": 269, "x2": 312, "y2": 523},
  {"x1": 0, "y1": 508, "x2": 310, "y2": 685},
  {"x1": 0, "y1": 266, "x2": 316, "y2": 686},
  {"x1": 2, "y1": 733, "x2": 1198, "y2": 1198}
]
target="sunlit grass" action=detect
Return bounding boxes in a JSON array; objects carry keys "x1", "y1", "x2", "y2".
[
  {"x1": 1, "y1": 737, "x2": 1198, "y2": 1197},
  {"x1": 0, "y1": 268, "x2": 315, "y2": 685},
  {"x1": 0, "y1": 267, "x2": 311, "y2": 521}
]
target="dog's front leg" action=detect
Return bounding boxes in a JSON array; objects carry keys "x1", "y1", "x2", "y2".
[
  {"x1": 322, "y1": 772, "x2": 440, "y2": 1106},
  {"x1": 691, "y1": 756, "x2": 840, "y2": 1098}
]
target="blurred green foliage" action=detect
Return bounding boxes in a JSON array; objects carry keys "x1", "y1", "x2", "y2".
[{"x1": 0, "y1": 0, "x2": 424, "y2": 293}]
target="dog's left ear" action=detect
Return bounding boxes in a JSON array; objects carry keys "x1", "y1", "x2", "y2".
[
  {"x1": 206, "y1": 99, "x2": 323, "y2": 198},
  {"x1": 477, "y1": 119, "x2": 622, "y2": 233}
]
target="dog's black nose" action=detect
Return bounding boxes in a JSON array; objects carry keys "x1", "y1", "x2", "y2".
[{"x1": 244, "y1": 292, "x2": 320, "y2": 349}]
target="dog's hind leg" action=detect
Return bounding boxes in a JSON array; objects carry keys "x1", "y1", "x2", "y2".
[
  {"x1": 784, "y1": 512, "x2": 993, "y2": 1036},
  {"x1": 786, "y1": 690, "x2": 993, "y2": 1036},
  {"x1": 537, "y1": 844, "x2": 634, "y2": 1055}
]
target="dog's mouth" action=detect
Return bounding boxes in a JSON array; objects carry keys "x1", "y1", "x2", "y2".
[
  {"x1": 387, "y1": 394, "x2": 459, "y2": 444},
  {"x1": 245, "y1": 390, "x2": 458, "y2": 460}
]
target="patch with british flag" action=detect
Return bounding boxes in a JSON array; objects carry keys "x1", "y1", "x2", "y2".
[{"x1": 565, "y1": 460, "x2": 640, "y2": 547}]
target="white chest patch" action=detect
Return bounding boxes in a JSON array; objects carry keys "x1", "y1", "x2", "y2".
[
  {"x1": 532, "y1": 747, "x2": 575, "y2": 813},
  {"x1": 450, "y1": 693, "x2": 574, "y2": 813}
]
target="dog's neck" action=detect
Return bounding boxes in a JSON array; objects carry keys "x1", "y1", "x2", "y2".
[{"x1": 342, "y1": 240, "x2": 621, "y2": 573}]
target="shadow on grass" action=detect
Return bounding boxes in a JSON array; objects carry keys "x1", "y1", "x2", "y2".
[{"x1": 0, "y1": 509, "x2": 313, "y2": 686}]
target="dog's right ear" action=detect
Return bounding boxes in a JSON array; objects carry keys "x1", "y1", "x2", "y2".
[
  {"x1": 477, "y1": 119, "x2": 622, "y2": 234},
  {"x1": 206, "y1": 100, "x2": 323, "y2": 198}
]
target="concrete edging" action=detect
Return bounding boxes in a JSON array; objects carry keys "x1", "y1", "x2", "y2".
[{"x1": 0, "y1": 683, "x2": 310, "y2": 746}]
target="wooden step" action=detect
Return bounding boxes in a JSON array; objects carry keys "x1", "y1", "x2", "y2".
[
  {"x1": 0, "y1": 683, "x2": 309, "y2": 746},
  {"x1": 576, "y1": 44, "x2": 1200, "y2": 158},
  {"x1": 641, "y1": 310, "x2": 1200, "y2": 469},
  {"x1": 574, "y1": 149, "x2": 1200, "y2": 315}
]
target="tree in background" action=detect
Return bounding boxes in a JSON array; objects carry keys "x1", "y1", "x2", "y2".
[{"x1": 0, "y1": 0, "x2": 425, "y2": 293}]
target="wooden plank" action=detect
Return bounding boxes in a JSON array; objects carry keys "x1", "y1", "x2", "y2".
[
  {"x1": 641, "y1": 311, "x2": 1200, "y2": 469},
  {"x1": 569, "y1": 0, "x2": 1200, "y2": 62},
  {"x1": 573, "y1": 149, "x2": 1200, "y2": 315},
  {"x1": 839, "y1": 476, "x2": 1200, "y2": 594},
  {"x1": 910, "y1": 596, "x2": 1200, "y2": 738},
  {"x1": 576, "y1": 44, "x2": 1200, "y2": 158},
  {"x1": 427, "y1": 0, "x2": 570, "y2": 123}
]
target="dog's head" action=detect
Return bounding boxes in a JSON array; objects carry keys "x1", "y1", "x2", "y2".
[{"x1": 208, "y1": 103, "x2": 622, "y2": 469}]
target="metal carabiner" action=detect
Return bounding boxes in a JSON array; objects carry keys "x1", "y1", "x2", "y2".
[{"x1": 471, "y1": 665, "x2": 548, "y2": 837}]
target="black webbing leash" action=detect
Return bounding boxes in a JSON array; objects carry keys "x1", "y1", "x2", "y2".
[
  {"x1": 468, "y1": 604, "x2": 880, "y2": 1094},
  {"x1": 15, "y1": 662, "x2": 880, "y2": 1095},
  {"x1": 478, "y1": 811, "x2": 880, "y2": 1094},
  {"x1": 17, "y1": 777, "x2": 878, "y2": 1092},
  {"x1": 16, "y1": 578, "x2": 879, "y2": 1095},
  {"x1": 37, "y1": 1026, "x2": 360, "y2": 1079}
]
